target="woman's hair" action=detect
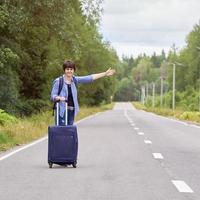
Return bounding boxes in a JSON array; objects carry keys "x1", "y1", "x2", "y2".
[{"x1": 63, "y1": 60, "x2": 76, "y2": 71}]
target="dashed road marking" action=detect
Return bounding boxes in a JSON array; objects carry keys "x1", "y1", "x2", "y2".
[
  {"x1": 138, "y1": 132, "x2": 144, "y2": 135},
  {"x1": 153, "y1": 153, "x2": 164, "y2": 159},
  {"x1": 172, "y1": 180, "x2": 193, "y2": 193},
  {"x1": 134, "y1": 127, "x2": 139, "y2": 130},
  {"x1": 144, "y1": 140, "x2": 152, "y2": 144}
]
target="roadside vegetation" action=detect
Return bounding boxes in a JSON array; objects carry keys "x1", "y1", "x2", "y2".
[
  {"x1": 0, "y1": 103, "x2": 114, "y2": 151},
  {"x1": 133, "y1": 102, "x2": 200, "y2": 124}
]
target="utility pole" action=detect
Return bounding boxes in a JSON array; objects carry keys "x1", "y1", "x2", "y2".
[
  {"x1": 172, "y1": 63, "x2": 176, "y2": 110},
  {"x1": 146, "y1": 82, "x2": 149, "y2": 100},
  {"x1": 196, "y1": 46, "x2": 200, "y2": 112},
  {"x1": 160, "y1": 76, "x2": 163, "y2": 107},
  {"x1": 141, "y1": 86, "x2": 145, "y2": 105},
  {"x1": 167, "y1": 62, "x2": 185, "y2": 110},
  {"x1": 198, "y1": 76, "x2": 200, "y2": 112},
  {"x1": 152, "y1": 82, "x2": 155, "y2": 108},
  {"x1": 171, "y1": 44, "x2": 178, "y2": 110},
  {"x1": 138, "y1": 90, "x2": 140, "y2": 102}
]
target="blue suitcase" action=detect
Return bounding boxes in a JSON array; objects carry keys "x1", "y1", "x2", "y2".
[{"x1": 48, "y1": 101, "x2": 78, "y2": 168}]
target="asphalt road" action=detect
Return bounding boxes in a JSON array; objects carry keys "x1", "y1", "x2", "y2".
[{"x1": 0, "y1": 102, "x2": 200, "y2": 200}]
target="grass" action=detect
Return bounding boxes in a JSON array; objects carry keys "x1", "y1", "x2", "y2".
[
  {"x1": 0, "y1": 103, "x2": 114, "y2": 152},
  {"x1": 132, "y1": 102, "x2": 200, "y2": 124}
]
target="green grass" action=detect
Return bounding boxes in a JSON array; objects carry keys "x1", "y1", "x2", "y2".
[
  {"x1": 0, "y1": 103, "x2": 115, "y2": 152},
  {"x1": 132, "y1": 102, "x2": 200, "y2": 124},
  {"x1": 0, "y1": 130, "x2": 17, "y2": 150}
]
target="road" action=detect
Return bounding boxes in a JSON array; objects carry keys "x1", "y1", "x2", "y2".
[{"x1": 0, "y1": 102, "x2": 200, "y2": 200}]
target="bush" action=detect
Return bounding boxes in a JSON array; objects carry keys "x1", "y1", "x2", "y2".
[
  {"x1": 0, "y1": 109, "x2": 18, "y2": 125},
  {"x1": 179, "y1": 111, "x2": 200, "y2": 122},
  {"x1": 15, "y1": 99, "x2": 51, "y2": 117},
  {"x1": 176, "y1": 88, "x2": 199, "y2": 111},
  {"x1": 133, "y1": 101, "x2": 147, "y2": 110}
]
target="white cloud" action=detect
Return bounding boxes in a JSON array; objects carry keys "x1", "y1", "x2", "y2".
[{"x1": 100, "y1": 0, "x2": 200, "y2": 58}]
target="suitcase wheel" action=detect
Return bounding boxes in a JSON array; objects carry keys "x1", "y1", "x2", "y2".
[
  {"x1": 72, "y1": 161, "x2": 77, "y2": 168},
  {"x1": 49, "y1": 162, "x2": 53, "y2": 168}
]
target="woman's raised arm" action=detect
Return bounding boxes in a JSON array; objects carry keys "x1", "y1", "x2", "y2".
[{"x1": 92, "y1": 68, "x2": 116, "y2": 80}]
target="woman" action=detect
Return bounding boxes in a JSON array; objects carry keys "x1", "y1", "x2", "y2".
[{"x1": 50, "y1": 60, "x2": 115, "y2": 125}]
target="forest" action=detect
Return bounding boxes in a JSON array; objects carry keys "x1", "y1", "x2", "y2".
[
  {"x1": 115, "y1": 23, "x2": 200, "y2": 112},
  {"x1": 0, "y1": 0, "x2": 118, "y2": 117}
]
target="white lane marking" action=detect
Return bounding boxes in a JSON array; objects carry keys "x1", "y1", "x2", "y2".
[
  {"x1": 134, "y1": 127, "x2": 139, "y2": 130},
  {"x1": 172, "y1": 180, "x2": 193, "y2": 193},
  {"x1": 149, "y1": 112, "x2": 157, "y2": 116},
  {"x1": 124, "y1": 116, "x2": 130, "y2": 120},
  {"x1": 153, "y1": 153, "x2": 164, "y2": 159},
  {"x1": 169, "y1": 118, "x2": 188, "y2": 126},
  {"x1": 0, "y1": 112, "x2": 100, "y2": 161},
  {"x1": 144, "y1": 140, "x2": 152, "y2": 144},
  {"x1": 75, "y1": 112, "x2": 100, "y2": 124},
  {"x1": 0, "y1": 137, "x2": 47, "y2": 161},
  {"x1": 190, "y1": 124, "x2": 200, "y2": 129},
  {"x1": 132, "y1": 105, "x2": 200, "y2": 129},
  {"x1": 131, "y1": 123, "x2": 135, "y2": 126},
  {"x1": 149, "y1": 112, "x2": 189, "y2": 126},
  {"x1": 138, "y1": 132, "x2": 144, "y2": 135},
  {"x1": 137, "y1": 109, "x2": 192, "y2": 126},
  {"x1": 125, "y1": 116, "x2": 131, "y2": 122}
]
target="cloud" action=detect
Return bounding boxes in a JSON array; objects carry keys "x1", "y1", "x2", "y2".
[
  {"x1": 100, "y1": 0, "x2": 200, "y2": 58},
  {"x1": 102, "y1": 30, "x2": 187, "y2": 45}
]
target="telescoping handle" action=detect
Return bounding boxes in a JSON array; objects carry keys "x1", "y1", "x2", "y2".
[
  {"x1": 65, "y1": 100, "x2": 68, "y2": 126},
  {"x1": 55, "y1": 99, "x2": 68, "y2": 126}
]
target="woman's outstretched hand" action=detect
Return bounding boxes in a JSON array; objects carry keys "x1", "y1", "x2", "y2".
[
  {"x1": 105, "y1": 68, "x2": 116, "y2": 77},
  {"x1": 92, "y1": 68, "x2": 116, "y2": 80}
]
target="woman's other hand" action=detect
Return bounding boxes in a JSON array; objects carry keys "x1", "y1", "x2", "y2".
[{"x1": 55, "y1": 96, "x2": 65, "y2": 101}]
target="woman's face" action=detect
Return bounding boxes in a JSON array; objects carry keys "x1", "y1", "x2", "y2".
[{"x1": 64, "y1": 67, "x2": 74, "y2": 78}]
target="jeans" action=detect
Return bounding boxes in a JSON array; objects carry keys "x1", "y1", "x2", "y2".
[{"x1": 55, "y1": 109, "x2": 75, "y2": 126}]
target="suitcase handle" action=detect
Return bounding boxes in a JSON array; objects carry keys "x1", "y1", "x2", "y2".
[
  {"x1": 55, "y1": 99, "x2": 68, "y2": 103},
  {"x1": 55, "y1": 99, "x2": 68, "y2": 126}
]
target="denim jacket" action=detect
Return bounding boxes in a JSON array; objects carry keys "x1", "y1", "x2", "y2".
[{"x1": 50, "y1": 74, "x2": 93, "y2": 117}]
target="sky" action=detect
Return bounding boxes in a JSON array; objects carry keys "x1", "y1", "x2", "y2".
[{"x1": 99, "y1": 0, "x2": 200, "y2": 59}]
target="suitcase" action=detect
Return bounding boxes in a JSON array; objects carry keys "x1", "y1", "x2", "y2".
[{"x1": 48, "y1": 101, "x2": 78, "y2": 168}]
